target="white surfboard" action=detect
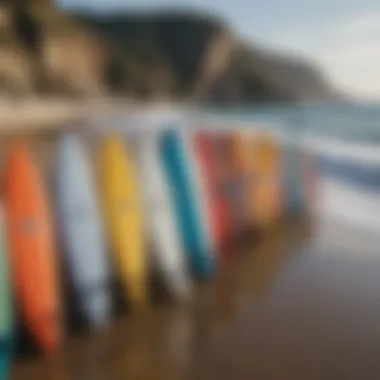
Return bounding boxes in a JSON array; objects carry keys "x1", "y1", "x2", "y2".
[
  {"x1": 132, "y1": 130, "x2": 192, "y2": 299},
  {"x1": 56, "y1": 134, "x2": 111, "y2": 327}
]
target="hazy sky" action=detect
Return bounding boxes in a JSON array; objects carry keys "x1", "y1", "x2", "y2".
[{"x1": 58, "y1": 0, "x2": 380, "y2": 100}]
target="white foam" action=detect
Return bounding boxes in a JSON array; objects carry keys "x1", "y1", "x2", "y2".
[{"x1": 302, "y1": 137, "x2": 380, "y2": 165}]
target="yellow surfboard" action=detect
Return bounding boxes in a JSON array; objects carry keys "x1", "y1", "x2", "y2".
[
  {"x1": 98, "y1": 135, "x2": 147, "y2": 308},
  {"x1": 249, "y1": 132, "x2": 282, "y2": 228}
]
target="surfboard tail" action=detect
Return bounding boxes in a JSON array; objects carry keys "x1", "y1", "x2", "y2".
[
  {"x1": 31, "y1": 311, "x2": 62, "y2": 354},
  {"x1": 84, "y1": 289, "x2": 111, "y2": 328},
  {"x1": 192, "y1": 253, "x2": 215, "y2": 280},
  {"x1": 167, "y1": 267, "x2": 192, "y2": 300},
  {"x1": 127, "y1": 280, "x2": 149, "y2": 310},
  {"x1": 0, "y1": 339, "x2": 12, "y2": 380}
]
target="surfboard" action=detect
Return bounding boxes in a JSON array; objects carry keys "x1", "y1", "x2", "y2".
[
  {"x1": 208, "y1": 130, "x2": 236, "y2": 253},
  {"x1": 182, "y1": 130, "x2": 216, "y2": 255},
  {"x1": 282, "y1": 141, "x2": 306, "y2": 214},
  {"x1": 211, "y1": 132, "x2": 238, "y2": 245},
  {"x1": 0, "y1": 206, "x2": 13, "y2": 380},
  {"x1": 213, "y1": 130, "x2": 250, "y2": 239},
  {"x1": 133, "y1": 131, "x2": 191, "y2": 299},
  {"x1": 302, "y1": 149, "x2": 316, "y2": 214},
  {"x1": 159, "y1": 128, "x2": 214, "y2": 279},
  {"x1": 99, "y1": 135, "x2": 148, "y2": 308},
  {"x1": 249, "y1": 132, "x2": 282, "y2": 228},
  {"x1": 4, "y1": 142, "x2": 61, "y2": 353},
  {"x1": 56, "y1": 134, "x2": 111, "y2": 327},
  {"x1": 229, "y1": 130, "x2": 256, "y2": 231},
  {"x1": 193, "y1": 130, "x2": 231, "y2": 253}
]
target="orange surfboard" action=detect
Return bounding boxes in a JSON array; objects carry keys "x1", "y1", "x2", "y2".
[
  {"x1": 4, "y1": 142, "x2": 61, "y2": 353},
  {"x1": 249, "y1": 133, "x2": 282, "y2": 228}
]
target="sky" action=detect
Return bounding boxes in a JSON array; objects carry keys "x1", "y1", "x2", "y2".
[{"x1": 58, "y1": 0, "x2": 380, "y2": 100}]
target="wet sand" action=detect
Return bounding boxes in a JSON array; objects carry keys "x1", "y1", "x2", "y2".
[{"x1": 12, "y1": 215, "x2": 380, "y2": 380}]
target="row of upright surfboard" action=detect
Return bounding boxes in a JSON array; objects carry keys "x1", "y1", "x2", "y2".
[{"x1": 0, "y1": 126, "x2": 310, "y2": 376}]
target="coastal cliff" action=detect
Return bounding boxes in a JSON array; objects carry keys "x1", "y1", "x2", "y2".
[{"x1": 0, "y1": 0, "x2": 339, "y2": 104}]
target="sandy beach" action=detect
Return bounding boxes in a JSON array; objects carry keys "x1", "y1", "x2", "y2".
[{"x1": 9, "y1": 214, "x2": 380, "y2": 380}]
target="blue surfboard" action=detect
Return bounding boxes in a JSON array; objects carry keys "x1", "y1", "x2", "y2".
[
  {"x1": 0, "y1": 206, "x2": 13, "y2": 380},
  {"x1": 283, "y1": 143, "x2": 306, "y2": 214},
  {"x1": 56, "y1": 134, "x2": 111, "y2": 327},
  {"x1": 159, "y1": 129, "x2": 214, "y2": 279}
]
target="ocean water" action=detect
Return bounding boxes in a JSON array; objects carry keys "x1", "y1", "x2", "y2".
[{"x1": 198, "y1": 103, "x2": 380, "y2": 144}]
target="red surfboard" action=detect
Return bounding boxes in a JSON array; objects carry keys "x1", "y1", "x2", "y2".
[
  {"x1": 215, "y1": 131, "x2": 252, "y2": 239},
  {"x1": 193, "y1": 131, "x2": 232, "y2": 254},
  {"x1": 4, "y1": 142, "x2": 62, "y2": 353},
  {"x1": 211, "y1": 131, "x2": 243, "y2": 250}
]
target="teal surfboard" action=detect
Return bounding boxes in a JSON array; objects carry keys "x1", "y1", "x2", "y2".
[
  {"x1": 0, "y1": 206, "x2": 13, "y2": 380},
  {"x1": 160, "y1": 128, "x2": 214, "y2": 279}
]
